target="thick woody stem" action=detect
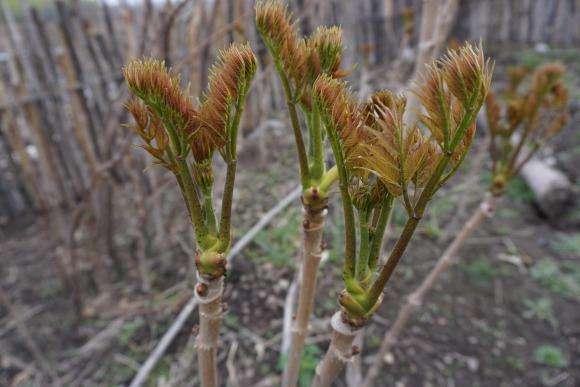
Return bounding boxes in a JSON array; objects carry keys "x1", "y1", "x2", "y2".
[
  {"x1": 195, "y1": 274, "x2": 225, "y2": 387},
  {"x1": 312, "y1": 312, "x2": 361, "y2": 387},
  {"x1": 282, "y1": 206, "x2": 327, "y2": 387},
  {"x1": 362, "y1": 195, "x2": 497, "y2": 387}
]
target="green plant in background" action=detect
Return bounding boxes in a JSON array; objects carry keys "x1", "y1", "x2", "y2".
[
  {"x1": 523, "y1": 297, "x2": 558, "y2": 328},
  {"x1": 312, "y1": 43, "x2": 492, "y2": 387},
  {"x1": 463, "y1": 258, "x2": 498, "y2": 285},
  {"x1": 424, "y1": 197, "x2": 454, "y2": 239},
  {"x1": 298, "y1": 345, "x2": 322, "y2": 387},
  {"x1": 364, "y1": 61, "x2": 571, "y2": 387},
  {"x1": 534, "y1": 345, "x2": 568, "y2": 368},
  {"x1": 531, "y1": 259, "x2": 580, "y2": 298},
  {"x1": 123, "y1": 43, "x2": 257, "y2": 387},
  {"x1": 552, "y1": 233, "x2": 580, "y2": 256},
  {"x1": 250, "y1": 209, "x2": 301, "y2": 267}
]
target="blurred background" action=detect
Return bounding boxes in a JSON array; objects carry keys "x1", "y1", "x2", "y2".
[{"x1": 0, "y1": 0, "x2": 578, "y2": 386}]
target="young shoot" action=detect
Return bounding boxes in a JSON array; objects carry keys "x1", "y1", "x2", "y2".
[
  {"x1": 363, "y1": 63, "x2": 569, "y2": 387},
  {"x1": 255, "y1": 2, "x2": 352, "y2": 385},
  {"x1": 123, "y1": 43, "x2": 257, "y2": 387},
  {"x1": 311, "y1": 43, "x2": 493, "y2": 386}
]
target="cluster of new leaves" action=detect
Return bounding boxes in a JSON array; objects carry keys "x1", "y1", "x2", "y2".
[
  {"x1": 123, "y1": 43, "x2": 257, "y2": 277},
  {"x1": 197, "y1": 43, "x2": 258, "y2": 162},
  {"x1": 124, "y1": 59, "x2": 197, "y2": 165},
  {"x1": 255, "y1": 1, "x2": 345, "y2": 96},
  {"x1": 124, "y1": 44, "x2": 257, "y2": 168},
  {"x1": 317, "y1": 44, "x2": 492, "y2": 212},
  {"x1": 313, "y1": 44, "x2": 493, "y2": 323},
  {"x1": 486, "y1": 63, "x2": 569, "y2": 194},
  {"x1": 256, "y1": 0, "x2": 350, "y2": 193}
]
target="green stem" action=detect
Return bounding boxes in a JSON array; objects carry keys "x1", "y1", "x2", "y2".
[
  {"x1": 218, "y1": 88, "x2": 246, "y2": 249},
  {"x1": 326, "y1": 125, "x2": 356, "y2": 281},
  {"x1": 218, "y1": 160, "x2": 236, "y2": 249},
  {"x1": 368, "y1": 195, "x2": 394, "y2": 272},
  {"x1": 366, "y1": 153, "x2": 451, "y2": 306},
  {"x1": 176, "y1": 157, "x2": 209, "y2": 248},
  {"x1": 318, "y1": 165, "x2": 338, "y2": 194},
  {"x1": 278, "y1": 69, "x2": 310, "y2": 188},
  {"x1": 309, "y1": 103, "x2": 324, "y2": 181},
  {"x1": 203, "y1": 187, "x2": 217, "y2": 235},
  {"x1": 356, "y1": 208, "x2": 371, "y2": 281},
  {"x1": 160, "y1": 115, "x2": 207, "y2": 246}
]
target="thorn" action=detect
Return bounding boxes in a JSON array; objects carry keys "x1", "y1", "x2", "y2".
[{"x1": 352, "y1": 345, "x2": 360, "y2": 355}]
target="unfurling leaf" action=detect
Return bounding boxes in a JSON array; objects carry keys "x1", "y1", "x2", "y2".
[
  {"x1": 196, "y1": 43, "x2": 257, "y2": 161},
  {"x1": 313, "y1": 74, "x2": 362, "y2": 163},
  {"x1": 123, "y1": 58, "x2": 198, "y2": 136},
  {"x1": 439, "y1": 43, "x2": 492, "y2": 110},
  {"x1": 255, "y1": 0, "x2": 305, "y2": 86}
]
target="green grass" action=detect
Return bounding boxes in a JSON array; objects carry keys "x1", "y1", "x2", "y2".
[
  {"x1": 248, "y1": 209, "x2": 300, "y2": 268},
  {"x1": 518, "y1": 48, "x2": 580, "y2": 67},
  {"x1": 530, "y1": 258, "x2": 580, "y2": 298},
  {"x1": 534, "y1": 345, "x2": 568, "y2": 368},
  {"x1": 523, "y1": 297, "x2": 557, "y2": 328},
  {"x1": 277, "y1": 344, "x2": 321, "y2": 387},
  {"x1": 504, "y1": 356, "x2": 525, "y2": 371},
  {"x1": 552, "y1": 233, "x2": 580, "y2": 256},
  {"x1": 424, "y1": 197, "x2": 454, "y2": 239},
  {"x1": 119, "y1": 317, "x2": 144, "y2": 346},
  {"x1": 463, "y1": 258, "x2": 497, "y2": 285},
  {"x1": 299, "y1": 345, "x2": 322, "y2": 387},
  {"x1": 505, "y1": 176, "x2": 535, "y2": 204}
]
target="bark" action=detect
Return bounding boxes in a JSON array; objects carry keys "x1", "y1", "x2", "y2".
[
  {"x1": 282, "y1": 207, "x2": 327, "y2": 387},
  {"x1": 362, "y1": 195, "x2": 497, "y2": 387},
  {"x1": 195, "y1": 275, "x2": 224, "y2": 387},
  {"x1": 312, "y1": 312, "x2": 361, "y2": 387}
]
